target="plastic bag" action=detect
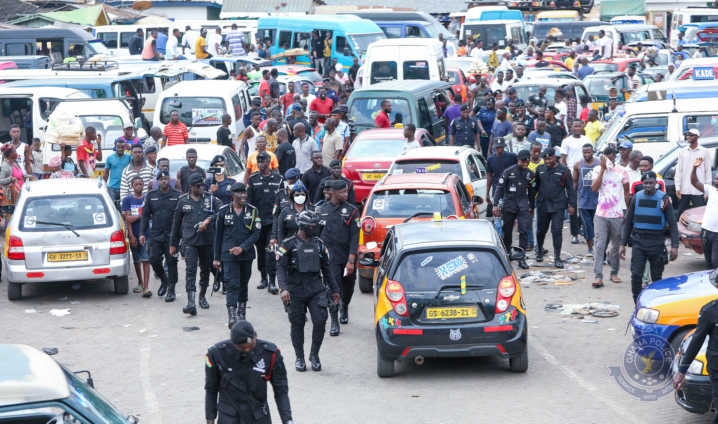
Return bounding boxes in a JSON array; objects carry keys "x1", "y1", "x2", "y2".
[{"x1": 45, "y1": 111, "x2": 85, "y2": 145}]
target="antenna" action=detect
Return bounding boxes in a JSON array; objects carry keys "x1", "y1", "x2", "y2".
[{"x1": 671, "y1": 91, "x2": 677, "y2": 113}]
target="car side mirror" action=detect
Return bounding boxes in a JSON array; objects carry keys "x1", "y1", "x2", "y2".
[
  {"x1": 472, "y1": 195, "x2": 484, "y2": 205},
  {"x1": 359, "y1": 257, "x2": 379, "y2": 267},
  {"x1": 137, "y1": 128, "x2": 148, "y2": 141},
  {"x1": 508, "y1": 246, "x2": 525, "y2": 261},
  {"x1": 1, "y1": 205, "x2": 14, "y2": 214}
]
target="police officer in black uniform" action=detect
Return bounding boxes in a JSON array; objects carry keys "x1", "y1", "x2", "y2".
[
  {"x1": 171, "y1": 173, "x2": 222, "y2": 316},
  {"x1": 493, "y1": 149, "x2": 536, "y2": 270},
  {"x1": 140, "y1": 170, "x2": 180, "y2": 301},
  {"x1": 313, "y1": 180, "x2": 332, "y2": 211},
  {"x1": 620, "y1": 171, "x2": 679, "y2": 303},
  {"x1": 214, "y1": 183, "x2": 262, "y2": 328},
  {"x1": 269, "y1": 168, "x2": 300, "y2": 248},
  {"x1": 316, "y1": 160, "x2": 355, "y2": 205},
  {"x1": 449, "y1": 104, "x2": 480, "y2": 148},
  {"x1": 205, "y1": 320, "x2": 293, "y2": 424},
  {"x1": 273, "y1": 181, "x2": 308, "y2": 244},
  {"x1": 205, "y1": 155, "x2": 237, "y2": 206},
  {"x1": 247, "y1": 151, "x2": 284, "y2": 295},
  {"x1": 317, "y1": 179, "x2": 360, "y2": 334},
  {"x1": 533, "y1": 147, "x2": 576, "y2": 268},
  {"x1": 278, "y1": 210, "x2": 340, "y2": 372}
]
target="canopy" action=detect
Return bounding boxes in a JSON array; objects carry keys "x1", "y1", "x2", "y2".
[{"x1": 600, "y1": 0, "x2": 647, "y2": 21}]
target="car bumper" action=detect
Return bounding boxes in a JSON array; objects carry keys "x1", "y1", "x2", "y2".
[
  {"x1": 376, "y1": 309, "x2": 528, "y2": 362},
  {"x1": 629, "y1": 313, "x2": 679, "y2": 360},
  {"x1": 4, "y1": 255, "x2": 131, "y2": 283},
  {"x1": 678, "y1": 223, "x2": 703, "y2": 254},
  {"x1": 675, "y1": 373, "x2": 712, "y2": 414}
]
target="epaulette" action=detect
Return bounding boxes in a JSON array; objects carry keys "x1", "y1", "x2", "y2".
[
  {"x1": 245, "y1": 203, "x2": 258, "y2": 210},
  {"x1": 260, "y1": 340, "x2": 278, "y2": 352},
  {"x1": 219, "y1": 203, "x2": 232, "y2": 211},
  {"x1": 248, "y1": 171, "x2": 260, "y2": 180},
  {"x1": 701, "y1": 300, "x2": 718, "y2": 312},
  {"x1": 179, "y1": 193, "x2": 189, "y2": 199}
]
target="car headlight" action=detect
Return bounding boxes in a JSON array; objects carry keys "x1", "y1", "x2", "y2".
[
  {"x1": 688, "y1": 359, "x2": 704, "y2": 375},
  {"x1": 636, "y1": 307, "x2": 660, "y2": 324},
  {"x1": 687, "y1": 221, "x2": 702, "y2": 232}
]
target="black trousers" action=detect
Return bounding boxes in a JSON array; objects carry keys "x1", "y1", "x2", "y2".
[
  {"x1": 184, "y1": 244, "x2": 212, "y2": 292},
  {"x1": 149, "y1": 239, "x2": 178, "y2": 285},
  {"x1": 225, "y1": 260, "x2": 253, "y2": 307},
  {"x1": 289, "y1": 291, "x2": 327, "y2": 358},
  {"x1": 630, "y1": 235, "x2": 665, "y2": 304},
  {"x1": 255, "y1": 224, "x2": 276, "y2": 278},
  {"x1": 537, "y1": 208, "x2": 564, "y2": 252},
  {"x1": 702, "y1": 229, "x2": 718, "y2": 270},
  {"x1": 676, "y1": 194, "x2": 707, "y2": 221},
  {"x1": 330, "y1": 263, "x2": 356, "y2": 307},
  {"x1": 502, "y1": 210, "x2": 530, "y2": 251}
]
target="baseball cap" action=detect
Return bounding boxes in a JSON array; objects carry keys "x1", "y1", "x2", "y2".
[
  {"x1": 124, "y1": 123, "x2": 134, "y2": 129},
  {"x1": 507, "y1": 87, "x2": 516, "y2": 94},
  {"x1": 618, "y1": 141, "x2": 633, "y2": 149},
  {"x1": 686, "y1": 128, "x2": 700, "y2": 137},
  {"x1": 493, "y1": 137, "x2": 507, "y2": 148}
]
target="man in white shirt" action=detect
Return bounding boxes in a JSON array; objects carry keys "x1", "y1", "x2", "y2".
[
  {"x1": 561, "y1": 119, "x2": 592, "y2": 172},
  {"x1": 586, "y1": 35, "x2": 596, "y2": 49},
  {"x1": 470, "y1": 41, "x2": 484, "y2": 60},
  {"x1": 675, "y1": 128, "x2": 712, "y2": 218},
  {"x1": 599, "y1": 30, "x2": 613, "y2": 59},
  {"x1": 354, "y1": 65, "x2": 365, "y2": 90},
  {"x1": 181, "y1": 25, "x2": 199, "y2": 54},
  {"x1": 498, "y1": 52, "x2": 513, "y2": 71},
  {"x1": 165, "y1": 29, "x2": 184, "y2": 60},
  {"x1": 690, "y1": 155, "x2": 718, "y2": 269},
  {"x1": 403, "y1": 124, "x2": 421, "y2": 151},
  {"x1": 554, "y1": 89, "x2": 568, "y2": 128},
  {"x1": 207, "y1": 28, "x2": 223, "y2": 56}
]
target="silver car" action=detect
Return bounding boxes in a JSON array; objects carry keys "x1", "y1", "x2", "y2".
[{"x1": 3, "y1": 178, "x2": 131, "y2": 300}]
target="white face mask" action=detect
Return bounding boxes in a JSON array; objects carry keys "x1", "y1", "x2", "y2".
[{"x1": 294, "y1": 194, "x2": 306, "y2": 205}]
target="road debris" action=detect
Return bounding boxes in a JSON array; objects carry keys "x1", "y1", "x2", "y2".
[
  {"x1": 25, "y1": 309, "x2": 36, "y2": 313},
  {"x1": 544, "y1": 302, "x2": 620, "y2": 317},
  {"x1": 520, "y1": 270, "x2": 581, "y2": 286},
  {"x1": 138, "y1": 328, "x2": 147, "y2": 333},
  {"x1": 49, "y1": 309, "x2": 71, "y2": 317},
  {"x1": 70, "y1": 301, "x2": 81, "y2": 305},
  {"x1": 42, "y1": 347, "x2": 58, "y2": 355},
  {"x1": 183, "y1": 326, "x2": 200, "y2": 332},
  {"x1": 123, "y1": 324, "x2": 132, "y2": 327}
]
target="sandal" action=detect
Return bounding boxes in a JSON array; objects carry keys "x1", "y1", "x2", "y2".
[
  {"x1": 142, "y1": 288, "x2": 153, "y2": 298},
  {"x1": 592, "y1": 280, "x2": 604, "y2": 288},
  {"x1": 133, "y1": 284, "x2": 143, "y2": 293},
  {"x1": 610, "y1": 275, "x2": 622, "y2": 284}
]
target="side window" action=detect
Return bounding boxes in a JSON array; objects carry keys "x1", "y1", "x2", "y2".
[
  {"x1": 335, "y1": 36, "x2": 349, "y2": 56},
  {"x1": 382, "y1": 27, "x2": 402, "y2": 39},
  {"x1": 426, "y1": 96, "x2": 440, "y2": 123},
  {"x1": 238, "y1": 90, "x2": 249, "y2": 115},
  {"x1": 225, "y1": 149, "x2": 241, "y2": 175},
  {"x1": 120, "y1": 32, "x2": 133, "y2": 48},
  {"x1": 143, "y1": 77, "x2": 156, "y2": 93},
  {"x1": 294, "y1": 32, "x2": 311, "y2": 49},
  {"x1": 652, "y1": 28, "x2": 666, "y2": 41},
  {"x1": 473, "y1": 153, "x2": 488, "y2": 176},
  {"x1": 684, "y1": 115, "x2": 718, "y2": 138},
  {"x1": 455, "y1": 180, "x2": 471, "y2": 212},
  {"x1": 406, "y1": 26, "x2": 426, "y2": 38},
  {"x1": 417, "y1": 98, "x2": 432, "y2": 129},
  {"x1": 232, "y1": 93, "x2": 242, "y2": 120},
  {"x1": 467, "y1": 155, "x2": 482, "y2": 181},
  {"x1": 99, "y1": 32, "x2": 118, "y2": 49},
  {"x1": 257, "y1": 29, "x2": 275, "y2": 45},
  {"x1": 617, "y1": 116, "x2": 668, "y2": 143},
  {"x1": 278, "y1": 31, "x2": 292, "y2": 50},
  {"x1": 5, "y1": 43, "x2": 33, "y2": 56},
  {"x1": 511, "y1": 27, "x2": 520, "y2": 44}
]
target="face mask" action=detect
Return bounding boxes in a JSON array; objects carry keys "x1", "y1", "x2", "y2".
[
  {"x1": 306, "y1": 226, "x2": 321, "y2": 237},
  {"x1": 294, "y1": 194, "x2": 306, "y2": 205},
  {"x1": 215, "y1": 167, "x2": 225, "y2": 174}
]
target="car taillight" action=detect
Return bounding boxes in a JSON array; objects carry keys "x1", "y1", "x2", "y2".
[
  {"x1": 110, "y1": 230, "x2": 128, "y2": 255},
  {"x1": 446, "y1": 215, "x2": 458, "y2": 220},
  {"x1": 343, "y1": 167, "x2": 361, "y2": 185},
  {"x1": 362, "y1": 216, "x2": 376, "y2": 235},
  {"x1": 7, "y1": 235, "x2": 24, "y2": 260},
  {"x1": 386, "y1": 279, "x2": 409, "y2": 316},
  {"x1": 496, "y1": 276, "x2": 516, "y2": 313}
]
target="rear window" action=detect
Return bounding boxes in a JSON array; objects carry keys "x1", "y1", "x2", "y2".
[
  {"x1": 348, "y1": 98, "x2": 412, "y2": 126},
  {"x1": 403, "y1": 61, "x2": 430, "y2": 80},
  {"x1": 159, "y1": 97, "x2": 226, "y2": 127},
  {"x1": 296, "y1": 70, "x2": 322, "y2": 82},
  {"x1": 390, "y1": 159, "x2": 462, "y2": 176},
  {"x1": 20, "y1": 195, "x2": 112, "y2": 231},
  {"x1": 514, "y1": 86, "x2": 557, "y2": 107},
  {"x1": 370, "y1": 61, "x2": 397, "y2": 84},
  {"x1": 366, "y1": 189, "x2": 456, "y2": 218},
  {"x1": 591, "y1": 63, "x2": 619, "y2": 73},
  {"x1": 392, "y1": 249, "x2": 507, "y2": 291},
  {"x1": 584, "y1": 76, "x2": 619, "y2": 97},
  {"x1": 347, "y1": 138, "x2": 407, "y2": 158},
  {"x1": 533, "y1": 23, "x2": 572, "y2": 40}
]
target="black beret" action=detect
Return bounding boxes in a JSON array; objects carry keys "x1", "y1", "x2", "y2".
[
  {"x1": 157, "y1": 170, "x2": 171, "y2": 179},
  {"x1": 230, "y1": 320, "x2": 255, "y2": 344},
  {"x1": 231, "y1": 182, "x2": 247, "y2": 192},
  {"x1": 257, "y1": 151, "x2": 270, "y2": 162},
  {"x1": 330, "y1": 179, "x2": 348, "y2": 190},
  {"x1": 188, "y1": 174, "x2": 204, "y2": 185},
  {"x1": 329, "y1": 159, "x2": 342, "y2": 168},
  {"x1": 641, "y1": 171, "x2": 657, "y2": 181},
  {"x1": 517, "y1": 149, "x2": 531, "y2": 160},
  {"x1": 211, "y1": 155, "x2": 225, "y2": 165}
]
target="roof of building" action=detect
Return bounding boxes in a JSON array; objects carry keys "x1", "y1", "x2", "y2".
[
  {"x1": 319, "y1": 0, "x2": 468, "y2": 14},
  {"x1": 221, "y1": 0, "x2": 313, "y2": 17},
  {"x1": 0, "y1": 0, "x2": 38, "y2": 23}
]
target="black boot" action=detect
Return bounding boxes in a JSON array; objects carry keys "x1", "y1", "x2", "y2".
[
  {"x1": 518, "y1": 259, "x2": 530, "y2": 269},
  {"x1": 198, "y1": 288, "x2": 210, "y2": 309},
  {"x1": 329, "y1": 310, "x2": 340, "y2": 336},
  {"x1": 222, "y1": 282, "x2": 227, "y2": 295},
  {"x1": 227, "y1": 306, "x2": 237, "y2": 329},
  {"x1": 267, "y1": 275, "x2": 279, "y2": 294},
  {"x1": 554, "y1": 250, "x2": 564, "y2": 269},
  {"x1": 165, "y1": 283, "x2": 176, "y2": 302},
  {"x1": 183, "y1": 291, "x2": 197, "y2": 316},
  {"x1": 535, "y1": 246, "x2": 544, "y2": 262},
  {"x1": 295, "y1": 357, "x2": 306, "y2": 372},
  {"x1": 257, "y1": 274, "x2": 268, "y2": 289},
  {"x1": 157, "y1": 277, "x2": 168, "y2": 297},
  {"x1": 238, "y1": 302, "x2": 246, "y2": 321},
  {"x1": 309, "y1": 354, "x2": 321, "y2": 371},
  {"x1": 212, "y1": 277, "x2": 220, "y2": 292},
  {"x1": 340, "y1": 302, "x2": 349, "y2": 324}
]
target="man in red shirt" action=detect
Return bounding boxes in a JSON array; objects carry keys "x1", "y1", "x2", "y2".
[
  {"x1": 258, "y1": 70, "x2": 270, "y2": 106},
  {"x1": 162, "y1": 110, "x2": 189, "y2": 147},
  {"x1": 309, "y1": 87, "x2": 334, "y2": 124},
  {"x1": 281, "y1": 81, "x2": 296, "y2": 115},
  {"x1": 76, "y1": 126, "x2": 102, "y2": 176},
  {"x1": 375, "y1": 100, "x2": 391, "y2": 129}
]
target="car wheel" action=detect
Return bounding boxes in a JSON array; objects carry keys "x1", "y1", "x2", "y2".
[
  {"x1": 377, "y1": 350, "x2": 395, "y2": 378},
  {"x1": 359, "y1": 274, "x2": 373, "y2": 293},
  {"x1": 669, "y1": 328, "x2": 692, "y2": 357},
  {"x1": 509, "y1": 350, "x2": 529, "y2": 373},
  {"x1": 7, "y1": 280, "x2": 21, "y2": 300},
  {"x1": 114, "y1": 275, "x2": 129, "y2": 295}
]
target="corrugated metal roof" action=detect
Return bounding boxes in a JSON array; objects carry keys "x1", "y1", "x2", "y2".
[
  {"x1": 221, "y1": 0, "x2": 312, "y2": 15},
  {"x1": 0, "y1": 0, "x2": 39, "y2": 23},
  {"x1": 320, "y1": 0, "x2": 468, "y2": 14}
]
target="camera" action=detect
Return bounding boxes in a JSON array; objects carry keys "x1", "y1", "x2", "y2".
[{"x1": 207, "y1": 167, "x2": 222, "y2": 175}]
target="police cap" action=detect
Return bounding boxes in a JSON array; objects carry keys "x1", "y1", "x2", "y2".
[
  {"x1": 460, "y1": 104, "x2": 470, "y2": 111},
  {"x1": 188, "y1": 174, "x2": 204, "y2": 185},
  {"x1": 210, "y1": 155, "x2": 225, "y2": 165},
  {"x1": 230, "y1": 182, "x2": 247, "y2": 192},
  {"x1": 517, "y1": 149, "x2": 531, "y2": 160},
  {"x1": 329, "y1": 159, "x2": 342, "y2": 168},
  {"x1": 285, "y1": 168, "x2": 300, "y2": 181},
  {"x1": 541, "y1": 147, "x2": 556, "y2": 158},
  {"x1": 157, "y1": 170, "x2": 171, "y2": 179},
  {"x1": 641, "y1": 171, "x2": 657, "y2": 181},
  {"x1": 330, "y1": 179, "x2": 348, "y2": 190},
  {"x1": 257, "y1": 151, "x2": 270, "y2": 162},
  {"x1": 230, "y1": 320, "x2": 255, "y2": 345}
]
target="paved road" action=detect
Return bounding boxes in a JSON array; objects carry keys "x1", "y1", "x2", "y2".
[{"x1": 0, "y1": 226, "x2": 714, "y2": 424}]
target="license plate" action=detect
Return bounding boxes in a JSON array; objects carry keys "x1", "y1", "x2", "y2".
[
  {"x1": 426, "y1": 306, "x2": 478, "y2": 319},
  {"x1": 362, "y1": 172, "x2": 385, "y2": 181},
  {"x1": 47, "y1": 251, "x2": 88, "y2": 262}
]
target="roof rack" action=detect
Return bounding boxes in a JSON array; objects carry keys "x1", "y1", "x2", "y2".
[{"x1": 51, "y1": 60, "x2": 119, "y2": 72}]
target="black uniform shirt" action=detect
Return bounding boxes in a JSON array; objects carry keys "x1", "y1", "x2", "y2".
[
  {"x1": 534, "y1": 162, "x2": 576, "y2": 212},
  {"x1": 271, "y1": 187, "x2": 293, "y2": 241},
  {"x1": 276, "y1": 235, "x2": 339, "y2": 298},
  {"x1": 214, "y1": 203, "x2": 262, "y2": 262},
  {"x1": 317, "y1": 176, "x2": 355, "y2": 205},
  {"x1": 140, "y1": 187, "x2": 180, "y2": 242},
  {"x1": 679, "y1": 300, "x2": 718, "y2": 375},
  {"x1": 450, "y1": 116, "x2": 479, "y2": 147},
  {"x1": 204, "y1": 176, "x2": 236, "y2": 206},
  {"x1": 545, "y1": 119, "x2": 567, "y2": 147},
  {"x1": 170, "y1": 193, "x2": 222, "y2": 247},
  {"x1": 493, "y1": 164, "x2": 536, "y2": 213},
  {"x1": 247, "y1": 171, "x2": 284, "y2": 225},
  {"x1": 274, "y1": 204, "x2": 303, "y2": 243},
  {"x1": 204, "y1": 339, "x2": 291, "y2": 423},
  {"x1": 317, "y1": 201, "x2": 360, "y2": 265}
]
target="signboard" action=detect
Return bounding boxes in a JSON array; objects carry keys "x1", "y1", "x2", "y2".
[
  {"x1": 693, "y1": 67, "x2": 715, "y2": 80},
  {"x1": 192, "y1": 109, "x2": 223, "y2": 126}
]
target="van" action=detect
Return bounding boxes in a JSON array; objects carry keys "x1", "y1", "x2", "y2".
[
  {"x1": 464, "y1": 6, "x2": 524, "y2": 23},
  {"x1": 152, "y1": 80, "x2": 251, "y2": 144},
  {"x1": 0, "y1": 56, "x2": 50, "y2": 69},
  {"x1": 0, "y1": 29, "x2": 112, "y2": 62},
  {"x1": 364, "y1": 39, "x2": 444, "y2": 86},
  {"x1": 581, "y1": 24, "x2": 668, "y2": 47},
  {"x1": 669, "y1": 57, "x2": 718, "y2": 82},
  {"x1": 337, "y1": 11, "x2": 458, "y2": 45},
  {"x1": 460, "y1": 20, "x2": 526, "y2": 49},
  {"x1": 374, "y1": 21, "x2": 439, "y2": 40},
  {"x1": 670, "y1": 8, "x2": 718, "y2": 47},
  {"x1": 532, "y1": 21, "x2": 608, "y2": 42},
  {"x1": 628, "y1": 80, "x2": 718, "y2": 103},
  {"x1": 346, "y1": 80, "x2": 455, "y2": 143},
  {"x1": 610, "y1": 16, "x2": 647, "y2": 25},
  {"x1": 594, "y1": 98, "x2": 718, "y2": 159},
  {"x1": 536, "y1": 11, "x2": 580, "y2": 22},
  {"x1": 256, "y1": 16, "x2": 385, "y2": 70}
]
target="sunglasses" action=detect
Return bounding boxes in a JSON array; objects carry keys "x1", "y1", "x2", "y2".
[
  {"x1": 193, "y1": 183, "x2": 204, "y2": 188},
  {"x1": 214, "y1": 163, "x2": 225, "y2": 167}
]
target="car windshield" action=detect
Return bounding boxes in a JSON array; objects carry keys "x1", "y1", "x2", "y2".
[
  {"x1": 348, "y1": 98, "x2": 412, "y2": 126},
  {"x1": 20, "y1": 195, "x2": 112, "y2": 232},
  {"x1": 365, "y1": 189, "x2": 456, "y2": 218},
  {"x1": 159, "y1": 97, "x2": 226, "y2": 127},
  {"x1": 389, "y1": 159, "x2": 462, "y2": 176},
  {"x1": 61, "y1": 365, "x2": 134, "y2": 423},
  {"x1": 514, "y1": 85, "x2": 557, "y2": 106},
  {"x1": 88, "y1": 40, "x2": 112, "y2": 56},
  {"x1": 585, "y1": 77, "x2": 621, "y2": 97},
  {"x1": 347, "y1": 138, "x2": 407, "y2": 158},
  {"x1": 592, "y1": 63, "x2": 619, "y2": 72},
  {"x1": 50, "y1": 115, "x2": 126, "y2": 151},
  {"x1": 445, "y1": 60, "x2": 472, "y2": 74},
  {"x1": 349, "y1": 33, "x2": 386, "y2": 54},
  {"x1": 392, "y1": 249, "x2": 506, "y2": 291},
  {"x1": 654, "y1": 53, "x2": 670, "y2": 66}
]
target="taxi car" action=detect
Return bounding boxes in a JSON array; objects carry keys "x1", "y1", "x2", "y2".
[
  {"x1": 387, "y1": 145, "x2": 489, "y2": 216},
  {"x1": 357, "y1": 172, "x2": 482, "y2": 293},
  {"x1": 583, "y1": 71, "x2": 655, "y2": 107},
  {"x1": 674, "y1": 328, "x2": 712, "y2": 415},
  {"x1": 2, "y1": 178, "x2": 131, "y2": 300},
  {"x1": 591, "y1": 57, "x2": 644, "y2": 73},
  {"x1": 362, "y1": 219, "x2": 528, "y2": 377},
  {"x1": 446, "y1": 67, "x2": 468, "y2": 102},
  {"x1": 247, "y1": 75, "x2": 317, "y2": 102},
  {"x1": 0, "y1": 344, "x2": 137, "y2": 423},
  {"x1": 342, "y1": 128, "x2": 435, "y2": 205}
]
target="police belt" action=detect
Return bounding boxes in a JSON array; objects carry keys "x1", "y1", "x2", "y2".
[{"x1": 633, "y1": 231, "x2": 664, "y2": 239}]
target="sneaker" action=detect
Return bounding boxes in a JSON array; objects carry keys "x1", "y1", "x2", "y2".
[
  {"x1": 571, "y1": 236, "x2": 579, "y2": 244},
  {"x1": 586, "y1": 248, "x2": 594, "y2": 258}
]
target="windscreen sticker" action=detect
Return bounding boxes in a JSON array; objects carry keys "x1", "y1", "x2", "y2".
[
  {"x1": 461, "y1": 275, "x2": 467, "y2": 295},
  {"x1": 434, "y1": 256, "x2": 468, "y2": 280},
  {"x1": 373, "y1": 199, "x2": 386, "y2": 210},
  {"x1": 392, "y1": 169, "x2": 403, "y2": 175},
  {"x1": 467, "y1": 253, "x2": 478, "y2": 263},
  {"x1": 421, "y1": 256, "x2": 433, "y2": 266},
  {"x1": 416, "y1": 167, "x2": 427, "y2": 174},
  {"x1": 24, "y1": 216, "x2": 36, "y2": 228},
  {"x1": 426, "y1": 163, "x2": 441, "y2": 172},
  {"x1": 93, "y1": 213, "x2": 106, "y2": 225}
]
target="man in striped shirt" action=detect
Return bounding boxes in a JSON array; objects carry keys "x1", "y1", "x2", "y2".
[
  {"x1": 224, "y1": 24, "x2": 247, "y2": 56},
  {"x1": 120, "y1": 144, "x2": 156, "y2": 199}
]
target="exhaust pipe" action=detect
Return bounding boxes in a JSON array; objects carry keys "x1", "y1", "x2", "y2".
[{"x1": 415, "y1": 356, "x2": 424, "y2": 365}]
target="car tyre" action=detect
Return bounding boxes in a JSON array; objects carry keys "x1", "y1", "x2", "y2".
[
  {"x1": 669, "y1": 328, "x2": 692, "y2": 357},
  {"x1": 7, "y1": 280, "x2": 21, "y2": 300},
  {"x1": 114, "y1": 275, "x2": 129, "y2": 295},
  {"x1": 359, "y1": 275, "x2": 373, "y2": 293},
  {"x1": 377, "y1": 350, "x2": 395, "y2": 378},
  {"x1": 509, "y1": 350, "x2": 528, "y2": 373}
]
